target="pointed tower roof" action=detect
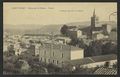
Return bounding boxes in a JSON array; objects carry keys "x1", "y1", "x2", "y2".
[{"x1": 93, "y1": 9, "x2": 96, "y2": 17}]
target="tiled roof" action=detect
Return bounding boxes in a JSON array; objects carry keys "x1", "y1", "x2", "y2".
[
  {"x1": 91, "y1": 54, "x2": 117, "y2": 62},
  {"x1": 94, "y1": 67, "x2": 117, "y2": 75},
  {"x1": 66, "y1": 54, "x2": 117, "y2": 66},
  {"x1": 66, "y1": 57, "x2": 93, "y2": 66}
]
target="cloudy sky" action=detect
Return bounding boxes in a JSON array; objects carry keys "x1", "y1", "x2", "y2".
[{"x1": 4, "y1": 2, "x2": 117, "y2": 28}]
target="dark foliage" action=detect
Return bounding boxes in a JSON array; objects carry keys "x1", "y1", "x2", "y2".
[
  {"x1": 60, "y1": 25, "x2": 68, "y2": 36},
  {"x1": 102, "y1": 42, "x2": 117, "y2": 55}
]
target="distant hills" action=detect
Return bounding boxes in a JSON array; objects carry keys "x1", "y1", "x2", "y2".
[{"x1": 4, "y1": 21, "x2": 117, "y2": 35}]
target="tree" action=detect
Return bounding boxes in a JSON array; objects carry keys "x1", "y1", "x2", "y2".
[
  {"x1": 60, "y1": 25, "x2": 68, "y2": 36},
  {"x1": 7, "y1": 45, "x2": 15, "y2": 55},
  {"x1": 46, "y1": 63, "x2": 61, "y2": 74},
  {"x1": 88, "y1": 40, "x2": 103, "y2": 56},
  {"x1": 72, "y1": 67, "x2": 93, "y2": 74},
  {"x1": 3, "y1": 51, "x2": 10, "y2": 57},
  {"x1": 102, "y1": 42, "x2": 117, "y2": 55},
  {"x1": 3, "y1": 55, "x2": 19, "y2": 74},
  {"x1": 29, "y1": 40, "x2": 34, "y2": 43},
  {"x1": 3, "y1": 62, "x2": 15, "y2": 73}
]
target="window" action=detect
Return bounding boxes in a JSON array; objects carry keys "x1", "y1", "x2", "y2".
[
  {"x1": 62, "y1": 53, "x2": 63, "y2": 58},
  {"x1": 53, "y1": 60, "x2": 54, "y2": 63},
  {"x1": 57, "y1": 60, "x2": 58, "y2": 64}
]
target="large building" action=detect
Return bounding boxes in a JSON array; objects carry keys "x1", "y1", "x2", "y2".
[{"x1": 36, "y1": 43, "x2": 84, "y2": 67}]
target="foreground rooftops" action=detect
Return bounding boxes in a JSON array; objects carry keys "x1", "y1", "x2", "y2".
[{"x1": 94, "y1": 67, "x2": 117, "y2": 75}]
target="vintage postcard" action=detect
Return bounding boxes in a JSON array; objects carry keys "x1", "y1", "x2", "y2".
[{"x1": 3, "y1": 2, "x2": 117, "y2": 75}]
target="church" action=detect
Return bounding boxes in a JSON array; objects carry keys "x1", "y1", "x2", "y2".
[{"x1": 81, "y1": 9, "x2": 112, "y2": 40}]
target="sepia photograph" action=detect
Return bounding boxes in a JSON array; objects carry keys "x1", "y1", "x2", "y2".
[{"x1": 3, "y1": 2, "x2": 117, "y2": 75}]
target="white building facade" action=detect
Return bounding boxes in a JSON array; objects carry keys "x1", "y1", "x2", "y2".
[{"x1": 37, "y1": 43, "x2": 84, "y2": 67}]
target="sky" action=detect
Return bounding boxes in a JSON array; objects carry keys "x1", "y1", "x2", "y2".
[{"x1": 4, "y1": 2, "x2": 117, "y2": 28}]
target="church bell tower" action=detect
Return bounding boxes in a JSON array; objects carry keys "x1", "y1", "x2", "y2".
[
  {"x1": 90, "y1": 9, "x2": 99, "y2": 39},
  {"x1": 91, "y1": 9, "x2": 99, "y2": 29}
]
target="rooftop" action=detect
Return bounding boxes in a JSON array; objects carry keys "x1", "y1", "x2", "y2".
[
  {"x1": 65, "y1": 54, "x2": 117, "y2": 66},
  {"x1": 55, "y1": 36, "x2": 71, "y2": 40},
  {"x1": 40, "y1": 43, "x2": 83, "y2": 51},
  {"x1": 93, "y1": 67, "x2": 117, "y2": 75}
]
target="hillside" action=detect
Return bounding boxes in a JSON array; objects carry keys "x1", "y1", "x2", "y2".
[{"x1": 4, "y1": 21, "x2": 117, "y2": 35}]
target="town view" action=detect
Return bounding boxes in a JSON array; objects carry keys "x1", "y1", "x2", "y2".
[{"x1": 3, "y1": 3, "x2": 117, "y2": 75}]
